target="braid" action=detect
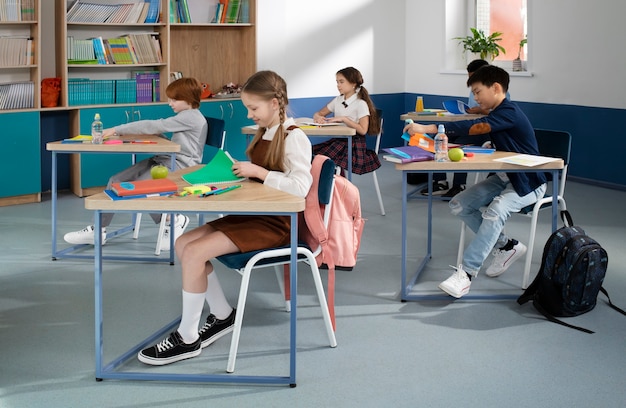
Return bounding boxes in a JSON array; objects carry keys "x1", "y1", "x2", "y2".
[{"x1": 242, "y1": 71, "x2": 289, "y2": 171}]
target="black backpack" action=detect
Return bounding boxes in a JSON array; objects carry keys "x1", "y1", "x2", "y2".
[{"x1": 517, "y1": 210, "x2": 626, "y2": 333}]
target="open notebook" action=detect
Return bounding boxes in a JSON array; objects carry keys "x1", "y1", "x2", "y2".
[{"x1": 182, "y1": 149, "x2": 245, "y2": 185}]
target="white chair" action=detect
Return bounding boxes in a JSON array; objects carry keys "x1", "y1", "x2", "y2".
[
  {"x1": 369, "y1": 110, "x2": 385, "y2": 215},
  {"x1": 457, "y1": 129, "x2": 572, "y2": 289},
  {"x1": 134, "y1": 116, "x2": 226, "y2": 255},
  {"x1": 215, "y1": 155, "x2": 338, "y2": 373}
]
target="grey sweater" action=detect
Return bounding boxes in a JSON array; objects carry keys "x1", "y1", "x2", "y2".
[{"x1": 114, "y1": 108, "x2": 208, "y2": 169}]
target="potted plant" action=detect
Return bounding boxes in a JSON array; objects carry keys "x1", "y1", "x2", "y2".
[
  {"x1": 512, "y1": 37, "x2": 527, "y2": 71},
  {"x1": 454, "y1": 28, "x2": 506, "y2": 61}
]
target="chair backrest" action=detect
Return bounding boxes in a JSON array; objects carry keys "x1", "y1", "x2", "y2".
[
  {"x1": 205, "y1": 116, "x2": 226, "y2": 149},
  {"x1": 534, "y1": 128, "x2": 572, "y2": 197},
  {"x1": 202, "y1": 116, "x2": 226, "y2": 164},
  {"x1": 373, "y1": 109, "x2": 384, "y2": 154}
]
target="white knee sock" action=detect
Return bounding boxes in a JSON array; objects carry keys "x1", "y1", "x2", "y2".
[
  {"x1": 178, "y1": 290, "x2": 205, "y2": 344},
  {"x1": 206, "y1": 272, "x2": 233, "y2": 320}
]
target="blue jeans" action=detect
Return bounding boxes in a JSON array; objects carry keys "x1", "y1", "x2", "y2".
[{"x1": 449, "y1": 174, "x2": 546, "y2": 276}]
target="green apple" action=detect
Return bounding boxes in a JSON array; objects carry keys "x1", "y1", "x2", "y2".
[
  {"x1": 150, "y1": 164, "x2": 169, "y2": 179},
  {"x1": 448, "y1": 147, "x2": 464, "y2": 162}
]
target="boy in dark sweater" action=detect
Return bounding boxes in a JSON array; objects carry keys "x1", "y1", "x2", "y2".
[{"x1": 403, "y1": 65, "x2": 546, "y2": 298}]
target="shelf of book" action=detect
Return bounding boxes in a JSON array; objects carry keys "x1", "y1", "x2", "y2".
[{"x1": 0, "y1": 0, "x2": 40, "y2": 111}]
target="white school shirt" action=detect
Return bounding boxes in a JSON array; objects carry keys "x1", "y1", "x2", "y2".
[
  {"x1": 262, "y1": 117, "x2": 313, "y2": 198},
  {"x1": 326, "y1": 93, "x2": 370, "y2": 122}
]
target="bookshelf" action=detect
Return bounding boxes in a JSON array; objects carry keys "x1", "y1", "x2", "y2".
[
  {"x1": 0, "y1": 0, "x2": 257, "y2": 204},
  {"x1": 55, "y1": 0, "x2": 256, "y2": 109},
  {"x1": 0, "y1": 0, "x2": 40, "y2": 110},
  {"x1": 55, "y1": 0, "x2": 169, "y2": 107}
]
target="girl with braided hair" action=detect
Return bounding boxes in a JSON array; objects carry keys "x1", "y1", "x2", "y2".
[
  {"x1": 312, "y1": 66, "x2": 381, "y2": 175},
  {"x1": 138, "y1": 70, "x2": 313, "y2": 366}
]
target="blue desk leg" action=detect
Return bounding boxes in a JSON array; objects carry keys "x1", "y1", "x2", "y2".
[
  {"x1": 51, "y1": 152, "x2": 58, "y2": 259},
  {"x1": 288, "y1": 212, "x2": 298, "y2": 387}
]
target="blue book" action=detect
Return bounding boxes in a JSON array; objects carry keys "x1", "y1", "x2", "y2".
[
  {"x1": 383, "y1": 146, "x2": 434, "y2": 163},
  {"x1": 144, "y1": 0, "x2": 160, "y2": 23}
]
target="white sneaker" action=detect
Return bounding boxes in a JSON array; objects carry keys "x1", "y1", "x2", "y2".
[
  {"x1": 438, "y1": 265, "x2": 471, "y2": 298},
  {"x1": 159, "y1": 214, "x2": 190, "y2": 251},
  {"x1": 486, "y1": 241, "x2": 527, "y2": 277},
  {"x1": 64, "y1": 225, "x2": 106, "y2": 245}
]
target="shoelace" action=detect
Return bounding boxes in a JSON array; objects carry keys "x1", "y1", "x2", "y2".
[
  {"x1": 199, "y1": 315, "x2": 217, "y2": 335},
  {"x1": 155, "y1": 335, "x2": 175, "y2": 352}
]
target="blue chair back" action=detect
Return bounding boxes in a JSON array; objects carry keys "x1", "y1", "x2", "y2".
[
  {"x1": 202, "y1": 116, "x2": 226, "y2": 163},
  {"x1": 534, "y1": 129, "x2": 571, "y2": 165}
]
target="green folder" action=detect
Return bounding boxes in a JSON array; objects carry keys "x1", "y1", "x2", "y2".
[{"x1": 182, "y1": 149, "x2": 245, "y2": 185}]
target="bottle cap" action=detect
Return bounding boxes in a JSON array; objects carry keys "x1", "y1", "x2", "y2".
[
  {"x1": 438, "y1": 124, "x2": 445, "y2": 133},
  {"x1": 94, "y1": 113, "x2": 101, "y2": 120}
]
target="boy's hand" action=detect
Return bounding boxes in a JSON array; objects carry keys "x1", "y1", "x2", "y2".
[{"x1": 403, "y1": 122, "x2": 436, "y2": 135}]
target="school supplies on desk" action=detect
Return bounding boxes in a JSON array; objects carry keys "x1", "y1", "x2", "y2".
[
  {"x1": 61, "y1": 134, "x2": 92, "y2": 143},
  {"x1": 408, "y1": 133, "x2": 435, "y2": 153},
  {"x1": 110, "y1": 178, "x2": 178, "y2": 197},
  {"x1": 183, "y1": 185, "x2": 215, "y2": 195},
  {"x1": 200, "y1": 184, "x2": 242, "y2": 197},
  {"x1": 443, "y1": 100, "x2": 471, "y2": 114},
  {"x1": 382, "y1": 145, "x2": 434, "y2": 163},
  {"x1": 182, "y1": 149, "x2": 245, "y2": 185},
  {"x1": 104, "y1": 190, "x2": 173, "y2": 201}
]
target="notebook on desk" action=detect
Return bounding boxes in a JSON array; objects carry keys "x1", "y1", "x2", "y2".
[
  {"x1": 110, "y1": 178, "x2": 178, "y2": 197},
  {"x1": 182, "y1": 149, "x2": 245, "y2": 185}
]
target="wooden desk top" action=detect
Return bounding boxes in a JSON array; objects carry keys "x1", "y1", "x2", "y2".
[
  {"x1": 85, "y1": 165, "x2": 305, "y2": 213},
  {"x1": 401, "y1": 112, "x2": 484, "y2": 122},
  {"x1": 46, "y1": 134, "x2": 181, "y2": 153},
  {"x1": 241, "y1": 123, "x2": 356, "y2": 136},
  {"x1": 395, "y1": 151, "x2": 564, "y2": 171}
]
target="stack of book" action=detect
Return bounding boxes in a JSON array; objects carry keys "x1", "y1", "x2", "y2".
[
  {"x1": 67, "y1": 76, "x2": 160, "y2": 106},
  {"x1": 382, "y1": 145, "x2": 434, "y2": 163},
  {"x1": 0, "y1": 81, "x2": 34, "y2": 109},
  {"x1": 0, "y1": 36, "x2": 34, "y2": 66},
  {"x1": 67, "y1": 35, "x2": 163, "y2": 65},
  {"x1": 0, "y1": 0, "x2": 36, "y2": 21},
  {"x1": 66, "y1": 0, "x2": 161, "y2": 24}
]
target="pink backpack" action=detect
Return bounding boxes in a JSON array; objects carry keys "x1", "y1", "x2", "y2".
[{"x1": 297, "y1": 154, "x2": 366, "y2": 327}]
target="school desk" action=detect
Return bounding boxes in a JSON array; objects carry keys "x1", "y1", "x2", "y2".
[
  {"x1": 46, "y1": 134, "x2": 180, "y2": 263},
  {"x1": 84, "y1": 165, "x2": 306, "y2": 386},
  {"x1": 395, "y1": 151, "x2": 564, "y2": 301},
  {"x1": 400, "y1": 112, "x2": 484, "y2": 122},
  {"x1": 241, "y1": 123, "x2": 357, "y2": 180}
]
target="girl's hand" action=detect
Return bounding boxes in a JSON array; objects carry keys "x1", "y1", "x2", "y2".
[
  {"x1": 326, "y1": 116, "x2": 344, "y2": 124},
  {"x1": 232, "y1": 161, "x2": 268, "y2": 181},
  {"x1": 313, "y1": 114, "x2": 327, "y2": 124}
]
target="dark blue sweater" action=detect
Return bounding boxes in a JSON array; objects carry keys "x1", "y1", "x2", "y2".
[{"x1": 443, "y1": 98, "x2": 547, "y2": 196}]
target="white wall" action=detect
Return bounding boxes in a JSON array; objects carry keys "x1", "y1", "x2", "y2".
[
  {"x1": 257, "y1": 0, "x2": 405, "y2": 98},
  {"x1": 45, "y1": 0, "x2": 626, "y2": 110},
  {"x1": 257, "y1": 0, "x2": 626, "y2": 110}
]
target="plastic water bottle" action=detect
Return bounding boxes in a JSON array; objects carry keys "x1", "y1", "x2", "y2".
[
  {"x1": 434, "y1": 124, "x2": 448, "y2": 162},
  {"x1": 91, "y1": 113, "x2": 103, "y2": 144}
]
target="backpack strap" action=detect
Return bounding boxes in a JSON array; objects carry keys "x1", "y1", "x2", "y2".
[
  {"x1": 600, "y1": 286, "x2": 626, "y2": 316},
  {"x1": 531, "y1": 299, "x2": 595, "y2": 334}
]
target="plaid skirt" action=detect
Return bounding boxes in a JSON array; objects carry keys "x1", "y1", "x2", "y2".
[{"x1": 312, "y1": 137, "x2": 381, "y2": 175}]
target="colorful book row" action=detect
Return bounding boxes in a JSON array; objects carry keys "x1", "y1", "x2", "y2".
[
  {"x1": 67, "y1": 75, "x2": 160, "y2": 106},
  {"x1": 66, "y1": 0, "x2": 160, "y2": 24},
  {"x1": 67, "y1": 34, "x2": 162, "y2": 65}
]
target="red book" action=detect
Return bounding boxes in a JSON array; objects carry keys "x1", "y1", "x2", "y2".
[{"x1": 111, "y1": 178, "x2": 178, "y2": 196}]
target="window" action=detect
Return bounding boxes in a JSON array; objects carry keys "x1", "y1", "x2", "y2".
[
  {"x1": 476, "y1": 0, "x2": 527, "y2": 62},
  {"x1": 445, "y1": 0, "x2": 528, "y2": 71}
]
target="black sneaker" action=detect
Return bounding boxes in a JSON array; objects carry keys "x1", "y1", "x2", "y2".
[
  {"x1": 441, "y1": 184, "x2": 465, "y2": 200},
  {"x1": 137, "y1": 331, "x2": 201, "y2": 366},
  {"x1": 199, "y1": 309, "x2": 236, "y2": 349},
  {"x1": 420, "y1": 181, "x2": 449, "y2": 196}
]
